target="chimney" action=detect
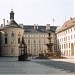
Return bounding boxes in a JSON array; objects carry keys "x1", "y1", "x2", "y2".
[
  {"x1": 1, "y1": 24, "x2": 3, "y2": 28},
  {"x1": 7, "y1": 20, "x2": 8, "y2": 23},
  {"x1": 37, "y1": 24, "x2": 38, "y2": 30},
  {"x1": 34, "y1": 24, "x2": 36, "y2": 29},
  {"x1": 46, "y1": 24, "x2": 50, "y2": 30},
  {"x1": 3, "y1": 19, "x2": 5, "y2": 27},
  {"x1": 70, "y1": 17, "x2": 73, "y2": 20}
]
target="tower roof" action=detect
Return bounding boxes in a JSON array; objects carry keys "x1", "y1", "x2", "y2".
[
  {"x1": 5, "y1": 19, "x2": 22, "y2": 28},
  {"x1": 10, "y1": 9, "x2": 14, "y2": 20},
  {"x1": 4, "y1": 10, "x2": 22, "y2": 28},
  {"x1": 10, "y1": 9, "x2": 14, "y2": 14},
  {"x1": 8, "y1": 19, "x2": 18, "y2": 25}
]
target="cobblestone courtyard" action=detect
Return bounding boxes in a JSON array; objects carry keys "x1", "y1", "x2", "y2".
[{"x1": 0, "y1": 57, "x2": 75, "y2": 75}]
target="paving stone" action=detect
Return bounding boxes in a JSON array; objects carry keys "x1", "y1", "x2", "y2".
[{"x1": 0, "y1": 57, "x2": 75, "y2": 74}]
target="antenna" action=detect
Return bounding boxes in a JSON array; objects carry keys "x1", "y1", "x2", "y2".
[{"x1": 65, "y1": 13, "x2": 66, "y2": 21}]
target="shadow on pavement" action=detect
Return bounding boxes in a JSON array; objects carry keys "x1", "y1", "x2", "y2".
[{"x1": 32, "y1": 59, "x2": 75, "y2": 73}]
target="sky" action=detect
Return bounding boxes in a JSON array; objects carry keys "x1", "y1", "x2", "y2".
[{"x1": 0, "y1": 0, "x2": 74, "y2": 26}]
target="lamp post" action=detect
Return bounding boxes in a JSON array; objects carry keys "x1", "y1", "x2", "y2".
[{"x1": 18, "y1": 36, "x2": 29, "y2": 61}]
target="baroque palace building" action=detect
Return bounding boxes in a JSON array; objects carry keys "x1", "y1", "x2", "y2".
[
  {"x1": 1, "y1": 10, "x2": 74, "y2": 58},
  {"x1": 0, "y1": 10, "x2": 57, "y2": 56},
  {"x1": 56, "y1": 17, "x2": 75, "y2": 58}
]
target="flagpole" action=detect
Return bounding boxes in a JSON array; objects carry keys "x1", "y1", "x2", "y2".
[
  {"x1": 53, "y1": 18, "x2": 55, "y2": 26},
  {"x1": 65, "y1": 13, "x2": 66, "y2": 21}
]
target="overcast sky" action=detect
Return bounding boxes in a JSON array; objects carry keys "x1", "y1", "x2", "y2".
[{"x1": 0, "y1": 0, "x2": 74, "y2": 26}]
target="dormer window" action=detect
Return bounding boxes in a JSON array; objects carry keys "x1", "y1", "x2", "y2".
[
  {"x1": 73, "y1": 21, "x2": 75, "y2": 23},
  {"x1": 65, "y1": 25, "x2": 67, "y2": 27}
]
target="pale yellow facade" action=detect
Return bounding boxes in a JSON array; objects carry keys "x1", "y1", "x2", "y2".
[
  {"x1": 0, "y1": 28, "x2": 24, "y2": 56},
  {"x1": 0, "y1": 26, "x2": 56, "y2": 56},
  {"x1": 56, "y1": 18, "x2": 75, "y2": 58}
]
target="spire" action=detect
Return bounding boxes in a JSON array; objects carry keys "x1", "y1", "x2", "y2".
[{"x1": 10, "y1": 9, "x2": 14, "y2": 20}]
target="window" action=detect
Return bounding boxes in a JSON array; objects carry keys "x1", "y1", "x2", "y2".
[
  {"x1": 69, "y1": 43, "x2": 70, "y2": 48},
  {"x1": 32, "y1": 35, "x2": 34, "y2": 37},
  {"x1": 62, "y1": 44, "x2": 63, "y2": 49},
  {"x1": 74, "y1": 34, "x2": 75, "y2": 38},
  {"x1": 28, "y1": 49, "x2": 30, "y2": 53},
  {"x1": 66, "y1": 30, "x2": 67, "y2": 34},
  {"x1": 60, "y1": 39, "x2": 61, "y2": 42},
  {"x1": 68, "y1": 36, "x2": 70, "y2": 40},
  {"x1": 58, "y1": 39, "x2": 59, "y2": 43},
  {"x1": 60, "y1": 45, "x2": 61, "y2": 49},
  {"x1": 64, "y1": 37, "x2": 65, "y2": 41},
  {"x1": 28, "y1": 35, "x2": 30, "y2": 37},
  {"x1": 58, "y1": 45, "x2": 59, "y2": 50},
  {"x1": 44, "y1": 39, "x2": 45, "y2": 43},
  {"x1": 34, "y1": 39, "x2": 36, "y2": 44},
  {"x1": 74, "y1": 28, "x2": 75, "y2": 31},
  {"x1": 5, "y1": 37, "x2": 7, "y2": 44},
  {"x1": 71, "y1": 29, "x2": 72, "y2": 32},
  {"x1": 34, "y1": 48, "x2": 36, "y2": 55},
  {"x1": 66, "y1": 37, "x2": 67, "y2": 40},
  {"x1": 28, "y1": 39, "x2": 30, "y2": 44},
  {"x1": 39, "y1": 45, "x2": 41, "y2": 50},
  {"x1": 64, "y1": 44, "x2": 65, "y2": 49},
  {"x1": 71, "y1": 35, "x2": 72, "y2": 39},
  {"x1": 18, "y1": 38, "x2": 20, "y2": 44},
  {"x1": 11, "y1": 32, "x2": 14, "y2": 37},
  {"x1": 68, "y1": 29, "x2": 69, "y2": 33},
  {"x1": 66, "y1": 43, "x2": 68, "y2": 48},
  {"x1": 39, "y1": 40, "x2": 41, "y2": 43},
  {"x1": 62, "y1": 38, "x2": 63, "y2": 42}
]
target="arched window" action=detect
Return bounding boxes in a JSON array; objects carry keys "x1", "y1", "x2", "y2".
[
  {"x1": 18, "y1": 38, "x2": 20, "y2": 44},
  {"x1": 34, "y1": 39, "x2": 36, "y2": 44},
  {"x1": 5, "y1": 37, "x2": 7, "y2": 44},
  {"x1": 39, "y1": 40, "x2": 40, "y2": 43},
  {"x1": 28, "y1": 39, "x2": 30, "y2": 44}
]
